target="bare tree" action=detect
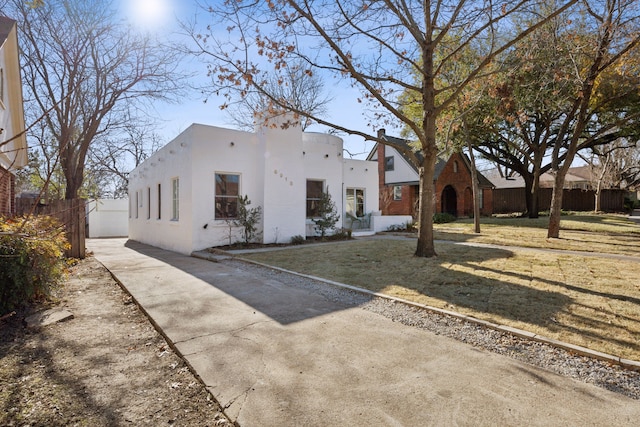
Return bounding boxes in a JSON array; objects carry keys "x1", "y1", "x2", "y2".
[
  {"x1": 188, "y1": 0, "x2": 577, "y2": 257},
  {"x1": 11, "y1": 0, "x2": 186, "y2": 200},
  {"x1": 88, "y1": 115, "x2": 163, "y2": 199},
  {"x1": 581, "y1": 139, "x2": 640, "y2": 211},
  {"x1": 225, "y1": 59, "x2": 331, "y2": 131}
]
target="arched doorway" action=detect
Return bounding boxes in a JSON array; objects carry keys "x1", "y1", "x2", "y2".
[{"x1": 441, "y1": 185, "x2": 457, "y2": 216}]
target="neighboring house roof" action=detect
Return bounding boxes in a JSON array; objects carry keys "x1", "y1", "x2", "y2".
[
  {"x1": 482, "y1": 169, "x2": 526, "y2": 189},
  {"x1": 0, "y1": 16, "x2": 15, "y2": 42},
  {"x1": 485, "y1": 167, "x2": 594, "y2": 190},
  {"x1": 367, "y1": 130, "x2": 494, "y2": 188},
  {"x1": 0, "y1": 16, "x2": 27, "y2": 171}
]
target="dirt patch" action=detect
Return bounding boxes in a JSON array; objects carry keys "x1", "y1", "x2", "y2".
[{"x1": 0, "y1": 255, "x2": 233, "y2": 426}]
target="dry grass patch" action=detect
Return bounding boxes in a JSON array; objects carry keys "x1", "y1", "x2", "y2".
[
  {"x1": 243, "y1": 239, "x2": 640, "y2": 361},
  {"x1": 434, "y1": 213, "x2": 640, "y2": 256}
]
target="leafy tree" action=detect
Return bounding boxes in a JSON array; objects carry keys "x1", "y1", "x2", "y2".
[
  {"x1": 546, "y1": 0, "x2": 640, "y2": 238},
  {"x1": 10, "y1": 0, "x2": 185, "y2": 200},
  {"x1": 465, "y1": 13, "x2": 591, "y2": 218},
  {"x1": 420, "y1": 2, "x2": 640, "y2": 225},
  {"x1": 189, "y1": 0, "x2": 576, "y2": 257}
]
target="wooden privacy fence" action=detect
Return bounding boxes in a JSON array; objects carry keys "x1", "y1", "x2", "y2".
[
  {"x1": 14, "y1": 198, "x2": 86, "y2": 259},
  {"x1": 492, "y1": 188, "x2": 627, "y2": 214}
]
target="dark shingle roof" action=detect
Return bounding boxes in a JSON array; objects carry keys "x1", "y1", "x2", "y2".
[
  {"x1": 0, "y1": 17, "x2": 16, "y2": 47},
  {"x1": 373, "y1": 130, "x2": 493, "y2": 188}
]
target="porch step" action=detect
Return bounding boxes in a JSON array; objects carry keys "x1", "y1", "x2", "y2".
[{"x1": 352, "y1": 229, "x2": 376, "y2": 237}]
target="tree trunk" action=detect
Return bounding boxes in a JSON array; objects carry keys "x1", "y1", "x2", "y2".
[
  {"x1": 547, "y1": 170, "x2": 568, "y2": 238},
  {"x1": 529, "y1": 169, "x2": 541, "y2": 218},
  {"x1": 467, "y1": 143, "x2": 481, "y2": 233},
  {"x1": 522, "y1": 173, "x2": 535, "y2": 217},
  {"x1": 415, "y1": 160, "x2": 436, "y2": 257},
  {"x1": 64, "y1": 167, "x2": 83, "y2": 200}
]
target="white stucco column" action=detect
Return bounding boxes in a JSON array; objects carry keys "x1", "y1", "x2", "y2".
[{"x1": 258, "y1": 121, "x2": 306, "y2": 244}]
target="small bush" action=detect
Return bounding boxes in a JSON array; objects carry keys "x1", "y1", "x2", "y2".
[
  {"x1": 233, "y1": 195, "x2": 262, "y2": 245},
  {"x1": 313, "y1": 189, "x2": 340, "y2": 238},
  {"x1": 290, "y1": 235, "x2": 306, "y2": 245},
  {"x1": 0, "y1": 216, "x2": 69, "y2": 315},
  {"x1": 432, "y1": 212, "x2": 456, "y2": 224},
  {"x1": 327, "y1": 229, "x2": 351, "y2": 240}
]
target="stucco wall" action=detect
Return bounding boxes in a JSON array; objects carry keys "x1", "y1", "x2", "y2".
[
  {"x1": 87, "y1": 199, "x2": 128, "y2": 237},
  {"x1": 343, "y1": 158, "x2": 379, "y2": 215},
  {"x1": 128, "y1": 123, "x2": 379, "y2": 254},
  {"x1": 129, "y1": 127, "x2": 196, "y2": 254},
  {"x1": 258, "y1": 125, "x2": 306, "y2": 244},
  {"x1": 302, "y1": 132, "x2": 344, "y2": 236},
  {"x1": 189, "y1": 125, "x2": 264, "y2": 250}
]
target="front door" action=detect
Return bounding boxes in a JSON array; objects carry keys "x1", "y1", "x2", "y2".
[{"x1": 441, "y1": 185, "x2": 457, "y2": 216}]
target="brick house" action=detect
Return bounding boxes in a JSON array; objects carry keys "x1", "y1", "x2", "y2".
[
  {"x1": 0, "y1": 17, "x2": 27, "y2": 216},
  {"x1": 367, "y1": 130, "x2": 494, "y2": 218}
]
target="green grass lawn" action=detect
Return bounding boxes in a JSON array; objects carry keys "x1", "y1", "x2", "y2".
[{"x1": 242, "y1": 214, "x2": 640, "y2": 361}]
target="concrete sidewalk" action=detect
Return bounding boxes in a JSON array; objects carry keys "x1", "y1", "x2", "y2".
[{"x1": 89, "y1": 238, "x2": 640, "y2": 427}]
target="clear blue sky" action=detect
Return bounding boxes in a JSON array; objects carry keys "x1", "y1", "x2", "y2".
[{"x1": 119, "y1": 0, "x2": 377, "y2": 160}]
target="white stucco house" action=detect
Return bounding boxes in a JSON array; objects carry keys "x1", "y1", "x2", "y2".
[{"x1": 128, "y1": 121, "x2": 382, "y2": 255}]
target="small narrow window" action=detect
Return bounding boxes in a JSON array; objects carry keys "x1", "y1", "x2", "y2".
[
  {"x1": 393, "y1": 185, "x2": 402, "y2": 201},
  {"x1": 215, "y1": 173, "x2": 240, "y2": 219},
  {"x1": 146, "y1": 187, "x2": 151, "y2": 219},
  {"x1": 453, "y1": 160, "x2": 459, "y2": 173},
  {"x1": 306, "y1": 180, "x2": 324, "y2": 218},
  {"x1": 157, "y1": 183, "x2": 161, "y2": 220},
  {"x1": 0, "y1": 68, "x2": 5, "y2": 104},
  {"x1": 479, "y1": 189, "x2": 484, "y2": 209},
  {"x1": 171, "y1": 177, "x2": 179, "y2": 221},
  {"x1": 385, "y1": 156, "x2": 394, "y2": 171}
]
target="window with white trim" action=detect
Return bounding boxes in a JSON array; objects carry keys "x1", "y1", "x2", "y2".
[
  {"x1": 346, "y1": 188, "x2": 365, "y2": 217},
  {"x1": 215, "y1": 173, "x2": 240, "y2": 219},
  {"x1": 171, "y1": 177, "x2": 179, "y2": 221},
  {"x1": 157, "y1": 183, "x2": 161, "y2": 220},
  {"x1": 393, "y1": 185, "x2": 402, "y2": 201},
  {"x1": 147, "y1": 187, "x2": 151, "y2": 219},
  {"x1": 385, "y1": 156, "x2": 394, "y2": 171},
  {"x1": 306, "y1": 180, "x2": 324, "y2": 218}
]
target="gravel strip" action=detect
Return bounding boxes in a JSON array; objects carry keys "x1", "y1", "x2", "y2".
[{"x1": 226, "y1": 258, "x2": 640, "y2": 400}]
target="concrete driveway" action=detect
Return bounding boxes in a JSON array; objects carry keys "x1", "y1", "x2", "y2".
[{"x1": 89, "y1": 238, "x2": 640, "y2": 426}]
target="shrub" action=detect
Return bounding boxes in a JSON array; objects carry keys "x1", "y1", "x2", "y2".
[
  {"x1": 313, "y1": 188, "x2": 340, "y2": 238},
  {"x1": 233, "y1": 195, "x2": 262, "y2": 245},
  {"x1": 290, "y1": 235, "x2": 306, "y2": 245},
  {"x1": 0, "y1": 216, "x2": 69, "y2": 315},
  {"x1": 432, "y1": 212, "x2": 456, "y2": 224}
]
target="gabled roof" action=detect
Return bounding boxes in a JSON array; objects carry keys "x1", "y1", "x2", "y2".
[
  {"x1": 367, "y1": 129, "x2": 494, "y2": 188},
  {"x1": 0, "y1": 16, "x2": 16, "y2": 46}
]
